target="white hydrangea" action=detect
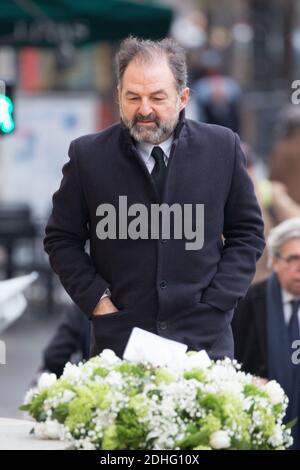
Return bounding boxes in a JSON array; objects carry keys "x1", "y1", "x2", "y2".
[
  {"x1": 208, "y1": 363, "x2": 238, "y2": 383},
  {"x1": 216, "y1": 379, "x2": 244, "y2": 397},
  {"x1": 79, "y1": 438, "x2": 96, "y2": 450},
  {"x1": 61, "y1": 390, "x2": 76, "y2": 403},
  {"x1": 183, "y1": 350, "x2": 211, "y2": 370},
  {"x1": 268, "y1": 425, "x2": 284, "y2": 447},
  {"x1": 106, "y1": 371, "x2": 123, "y2": 388}
]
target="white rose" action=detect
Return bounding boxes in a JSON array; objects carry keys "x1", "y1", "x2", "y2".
[
  {"x1": 45, "y1": 420, "x2": 62, "y2": 439},
  {"x1": 37, "y1": 372, "x2": 57, "y2": 392},
  {"x1": 34, "y1": 420, "x2": 61, "y2": 440},
  {"x1": 34, "y1": 422, "x2": 47, "y2": 439},
  {"x1": 209, "y1": 430, "x2": 231, "y2": 449},
  {"x1": 264, "y1": 380, "x2": 285, "y2": 405},
  {"x1": 62, "y1": 363, "x2": 82, "y2": 382},
  {"x1": 101, "y1": 349, "x2": 120, "y2": 365}
]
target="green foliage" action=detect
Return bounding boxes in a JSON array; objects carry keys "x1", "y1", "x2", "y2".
[
  {"x1": 184, "y1": 369, "x2": 206, "y2": 382},
  {"x1": 115, "y1": 408, "x2": 148, "y2": 450},
  {"x1": 154, "y1": 368, "x2": 175, "y2": 384},
  {"x1": 65, "y1": 395, "x2": 93, "y2": 433},
  {"x1": 19, "y1": 390, "x2": 49, "y2": 421},
  {"x1": 244, "y1": 383, "x2": 268, "y2": 399}
]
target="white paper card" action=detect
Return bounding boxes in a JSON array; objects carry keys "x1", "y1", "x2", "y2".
[{"x1": 123, "y1": 327, "x2": 188, "y2": 367}]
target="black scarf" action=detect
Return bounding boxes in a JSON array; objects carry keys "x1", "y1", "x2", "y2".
[{"x1": 267, "y1": 273, "x2": 300, "y2": 449}]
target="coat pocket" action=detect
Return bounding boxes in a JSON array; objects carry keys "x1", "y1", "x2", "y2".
[
  {"x1": 169, "y1": 301, "x2": 232, "y2": 356},
  {"x1": 91, "y1": 309, "x2": 134, "y2": 358}
]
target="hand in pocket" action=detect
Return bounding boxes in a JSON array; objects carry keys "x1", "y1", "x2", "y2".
[{"x1": 92, "y1": 297, "x2": 118, "y2": 317}]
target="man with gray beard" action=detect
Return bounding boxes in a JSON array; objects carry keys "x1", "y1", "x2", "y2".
[{"x1": 44, "y1": 37, "x2": 265, "y2": 359}]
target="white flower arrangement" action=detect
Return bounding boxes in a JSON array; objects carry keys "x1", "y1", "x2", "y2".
[{"x1": 20, "y1": 350, "x2": 293, "y2": 450}]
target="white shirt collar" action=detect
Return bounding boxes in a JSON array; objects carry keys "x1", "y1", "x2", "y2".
[
  {"x1": 136, "y1": 134, "x2": 173, "y2": 164},
  {"x1": 281, "y1": 288, "x2": 300, "y2": 304}
]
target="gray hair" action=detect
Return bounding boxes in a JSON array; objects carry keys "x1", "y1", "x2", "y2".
[
  {"x1": 267, "y1": 218, "x2": 300, "y2": 265},
  {"x1": 115, "y1": 36, "x2": 187, "y2": 93}
]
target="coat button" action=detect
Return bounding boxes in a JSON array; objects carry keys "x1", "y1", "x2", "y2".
[
  {"x1": 160, "y1": 280, "x2": 167, "y2": 289},
  {"x1": 159, "y1": 321, "x2": 168, "y2": 330},
  {"x1": 161, "y1": 239, "x2": 167, "y2": 244}
]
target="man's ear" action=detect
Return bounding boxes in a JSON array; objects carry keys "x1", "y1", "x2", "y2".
[
  {"x1": 179, "y1": 87, "x2": 190, "y2": 110},
  {"x1": 272, "y1": 258, "x2": 279, "y2": 274}
]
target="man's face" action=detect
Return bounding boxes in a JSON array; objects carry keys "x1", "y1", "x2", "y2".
[
  {"x1": 118, "y1": 56, "x2": 189, "y2": 144},
  {"x1": 272, "y1": 238, "x2": 300, "y2": 296}
]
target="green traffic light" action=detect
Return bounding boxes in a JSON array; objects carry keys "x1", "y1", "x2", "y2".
[{"x1": 0, "y1": 94, "x2": 14, "y2": 133}]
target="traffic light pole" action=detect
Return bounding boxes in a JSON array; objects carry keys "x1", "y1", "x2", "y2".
[{"x1": 0, "y1": 79, "x2": 15, "y2": 134}]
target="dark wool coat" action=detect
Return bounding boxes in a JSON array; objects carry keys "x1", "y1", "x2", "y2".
[{"x1": 44, "y1": 111, "x2": 265, "y2": 359}]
